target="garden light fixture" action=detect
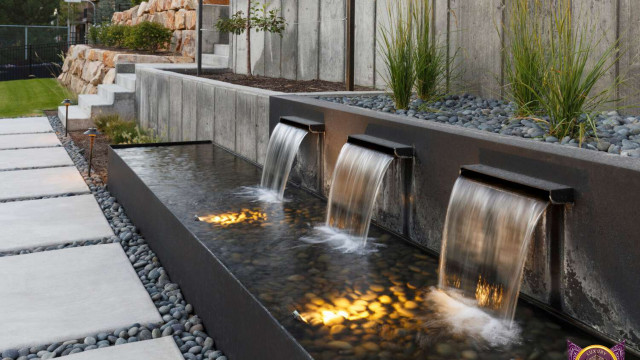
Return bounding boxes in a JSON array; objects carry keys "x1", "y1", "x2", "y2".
[
  {"x1": 84, "y1": 127, "x2": 100, "y2": 177},
  {"x1": 61, "y1": 99, "x2": 72, "y2": 136}
]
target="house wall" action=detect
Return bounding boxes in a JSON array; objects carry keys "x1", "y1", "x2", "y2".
[{"x1": 226, "y1": 0, "x2": 638, "y2": 110}]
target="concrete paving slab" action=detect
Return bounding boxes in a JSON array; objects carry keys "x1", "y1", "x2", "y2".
[
  {"x1": 0, "y1": 167, "x2": 89, "y2": 201},
  {"x1": 0, "y1": 117, "x2": 52, "y2": 135},
  {"x1": 0, "y1": 147, "x2": 73, "y2": 171},
  {"x1": 63, "y1": 337, "x2": 183, "y2": 360},
  {"x1": 0, "y1": 195, "x2": 114, "y2": 252},
  {"x1": 0, "y1": 244, "x2": 162, "y2": 351},
  {"x1": 0, "y1": 133, "x2": 61, "y2": 150}
]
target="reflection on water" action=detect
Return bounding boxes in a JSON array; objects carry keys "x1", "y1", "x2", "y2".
[
  {"x1": 116, "y1": 144, "x2": 604, "y2": 360},
  {"x1": 197, "y1": 209, "x2": 268, "y2": 227}
]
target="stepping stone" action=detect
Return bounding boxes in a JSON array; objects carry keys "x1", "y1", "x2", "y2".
[
  {"x1": 0, "y1": 195, "x2": 114, "y2": 252},
  {"x1": 0, "y1": 147, "x2": 73, "y2": 171},
  {"x1": 0, "y1": 133, "x2": 61, "y2": 150},
  {"x1": 0, "y1": 167, "x2": 89, "y2": 201},
  {"x1": 63, "y1": 337, "x2": 183, "y2": 360},
  {"x1": 0, "y1": 117, "x2": 52, "y2": 135},
  {"x1": 0, "y1": 244, "x2": 162, "y2": 351}
]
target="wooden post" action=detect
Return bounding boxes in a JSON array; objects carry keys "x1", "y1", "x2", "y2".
[
  {"x1": 197, "y1": 0, "x2": 203, "y2": 76},
  {"x1": 346, "y1": 0, "x2": 355, "y2": 91}
]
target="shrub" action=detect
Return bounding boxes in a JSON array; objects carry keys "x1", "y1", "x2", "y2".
[
  {"x1": 88, "y1": 24, "x2": 101, "y2": 45},
  {"x1": 94, "y1": 114, "x2": 161, "y2": 144},
  {"x1": 412, "y1": 0, "x2": 448, "y2": 101},
  {"x1": 504, "y1": 0, "x2": 546, "y2": 116},
  {"x1": 379, "y1": 0, "x2": 415, "y2": 110},
  {"x1": 98, "y1": 23, "x2": 131, "y2": 48},
  {"x1": 125, "y1": 21, "x2": 172, "y2": 52}
]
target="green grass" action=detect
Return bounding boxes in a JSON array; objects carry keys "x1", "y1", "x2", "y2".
[{"x1": 0, "y1": 78, "x2": 74, "y2": 118}]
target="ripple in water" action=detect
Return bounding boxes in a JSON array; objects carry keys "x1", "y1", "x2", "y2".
[
  {"x1": 236, "y1": 186, "x2": 287, "y2": 204},
  {"x1": 301, "y1": 225, "x2": 384, "y2": 254}
]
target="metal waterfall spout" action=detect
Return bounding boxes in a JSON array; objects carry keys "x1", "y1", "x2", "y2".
[{"x1": 260, "y1": 123, "x2": 309, "y2": 200}]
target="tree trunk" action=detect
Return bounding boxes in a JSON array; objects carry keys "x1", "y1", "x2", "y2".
[{"x1": 246, "y1": 1, "x2": 252, "y2": 76}]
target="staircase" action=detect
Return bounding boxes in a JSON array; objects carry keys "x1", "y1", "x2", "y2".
[
  {"x1": 202, "y1": 44, "x2": 229, "y2": 68},
  {"x1": 58, "y1": 73, "x2": 136, "y2": 131}
]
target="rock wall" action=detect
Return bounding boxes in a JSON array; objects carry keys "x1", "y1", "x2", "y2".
[
  {"x1": 58, "y1": 44, "x2": 192, "y2": 95},
  {"x1": 111, "y1": 0, "x2": 201, "y2": 58}
]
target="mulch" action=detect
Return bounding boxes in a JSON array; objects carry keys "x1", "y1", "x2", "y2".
[
  {"x1": 69, "y1": 131, "x2": 111, "y2": 183},
  {"x1": 199, "y1": 71, "x2": 375, "y2": 93}
]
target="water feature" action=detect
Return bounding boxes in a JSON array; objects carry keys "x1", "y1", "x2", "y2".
[
  {"x1": 325, "y1": 143, "x2": 394, "y2": 246},
  {"x1": 260, "y1": 123, "x2": 309, "y2": 199},
  {"x1": 113, "y1": 143, "x2": 614, "y2": 359},
  {"x1": 438, "y1": 177, "x2": 548, "y2": 322}
]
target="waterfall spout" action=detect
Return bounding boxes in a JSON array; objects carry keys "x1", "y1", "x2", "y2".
[
  {"x1": 260, "y1": 123, "x2": 309, "y2": 199},
  {"x1": 438, "y1": 177, "x2": 548, "y2": 323},
  {"x1": 325, "y1": 143, "x2": 394, "y2": 246}
]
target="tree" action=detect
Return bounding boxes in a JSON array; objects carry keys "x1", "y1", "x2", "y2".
[
  {"x1": 0, "y1": 0, "x2": 58, "y2": 25},
  {"x1": 215, "y1": 1, "x2": 285, "y2": 76}
]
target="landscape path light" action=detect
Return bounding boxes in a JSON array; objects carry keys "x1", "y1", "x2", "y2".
[
  {"x1": 61, "y1": 99, "x2": 72, "y2": 136},
  {"x1": 84, "y1": 127, "x2": 100, "y2": 178}
]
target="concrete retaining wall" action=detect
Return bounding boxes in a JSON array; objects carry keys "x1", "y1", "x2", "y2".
[
  {"x1": 135, "y1": 66, "x2": 279, "y2": 164},
  {"x1": 227, "y1": 0, "x2": 640, "y2": 110}
]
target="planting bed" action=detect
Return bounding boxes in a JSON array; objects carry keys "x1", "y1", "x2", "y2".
[
  {"x1": 318, "y1": 94, "x2": 640, "y2": 158},
  {"x1": 108, "y1": 142, "x2": 619, "y2": 360},
  {"x1": 198, "y1": 72, "x2": 374, "y2": 93}
]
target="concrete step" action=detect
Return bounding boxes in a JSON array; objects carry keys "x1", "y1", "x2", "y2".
[
  {"x1": 202, "y1": 54, "x2": 228, "y2": 67},
  {"x1": 78, "y1": 94, "x2": 112, "y2": 113},
  {"x1": 58, "y1": 105, "x2": 92, "y2": 132},
  {"x1": 213, "y1": 43, "x2": 229, "y2": 56},
  {"x1": 116, "y1": 73, "x2": 137, "y2": 91},
  {"x1": 97, "y1": 84, "x2": 134, "y2": 103}
]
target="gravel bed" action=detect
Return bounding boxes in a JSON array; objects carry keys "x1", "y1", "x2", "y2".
[
  {"x1": 318, "y1": 94, "x2": 640, "y2": 157},
  {"x1": 0, "y1": 116, "x2": 227, "y2": 360}
]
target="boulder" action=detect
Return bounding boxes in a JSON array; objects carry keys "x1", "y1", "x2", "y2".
[
  {"x1": 137, "y1": 2, "x2": 148, "y2": 17},
  {"x1": 182, "y1": 0, "x2": 196, "y2": 10},
  {"x1": 62, "y1": 57, "x2": 72, "y2": 72},
  {"x1": 82, "y1": 60, "x2": 104, "y2": 83},
  {"x1": 185, "y1": 10, "x2": 196, "y2": 30},
  {"x1": 165, "y1": 10, "x2": 176, "y2": 29},
  {"x1": 71, "y1": 59, "x2": 85, "y2": 76},
  {"x1": 181, "y1": 30, "x2": 196, "y2": 58},
  {"x1": 90, "y1": 67, "x2": 107, "y2": 86},
  {"x1": 148, "y1": 0, "x2": 157, "y2": 14},
  {"x1": 87, "y1": 49, "x2": 104, "y2": 62},
  {"x1": 170, "y1": 30, "x2": 183, "y2": 53},
  {"x1": 174, "y1": 9, "x2": 186, "y2": 30},
  {"x1": 102, "y1": 51, "x2": 117, "y2": 68},
  {"x1": 102, "y1": 68, "x2": 117, "y2": 85},
  {"x1": 168, "y1": 56, "x2": 194, "y2": 63},
  {"x1": 112, "y1": 12, "x2": 124, "y2": 23},
  {"x1": 113, "y1": 53, "x2": 172, "y2": 64}
]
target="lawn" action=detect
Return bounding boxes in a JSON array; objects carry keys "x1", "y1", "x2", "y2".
[{"x1": 0, "y1": 78, "x2": 73, "y2": 118}]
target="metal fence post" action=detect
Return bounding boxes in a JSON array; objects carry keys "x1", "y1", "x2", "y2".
[{"x1": 24, "y1": 27, "x2": 28, "y2": 60}]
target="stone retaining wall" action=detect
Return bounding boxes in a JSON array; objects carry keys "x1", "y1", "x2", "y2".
[
  {"x1": 111, "y1": 0, "x2": 205, "y2": 58},
  {"x1": 58, "y1": 45, "x2": 192, "y2": 95}
]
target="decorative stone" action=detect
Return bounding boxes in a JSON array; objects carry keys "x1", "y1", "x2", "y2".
[
  {"x1": 185, "y1": 10, "x2": 196, "y2": 30},
  {"x1": 174, "y1": 9, "x2": 186, "y2": 30}
]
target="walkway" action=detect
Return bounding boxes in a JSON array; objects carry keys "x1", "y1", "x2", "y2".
[{"x1": 0, "y1": 116, "x2": 184, "y2": 359}]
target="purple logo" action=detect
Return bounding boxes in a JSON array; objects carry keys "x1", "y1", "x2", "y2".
[{"x1": 568, "y1": 340, "x2": 625, "y2": 360}]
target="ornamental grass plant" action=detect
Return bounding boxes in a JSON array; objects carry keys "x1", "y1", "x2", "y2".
[
  {"x1": 505, "y1": 0, "x2": 624, "y2": 139},
  {"x1": 379, "y1": 0, "x2": 415, "y2": 110},
  {"x1": 412, "y1": 0, "x2": 448, "y2": 101}
]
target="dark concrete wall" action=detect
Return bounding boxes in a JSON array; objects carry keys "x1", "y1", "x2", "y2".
[{"x1": 270, "y1": 95, "x2": 640, "y2": 352}]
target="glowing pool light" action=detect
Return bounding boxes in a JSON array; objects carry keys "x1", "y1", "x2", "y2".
[{"x1": 197, "y1": 209, "x2": 268, "y2": 227}]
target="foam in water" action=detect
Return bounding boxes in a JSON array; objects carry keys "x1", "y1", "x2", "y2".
[
  {"x1": 301, "y1": 225, "x2": 384, "y2": 254},
  {"x1": 236, "y1": 186, "x2": 285, "y2": 204},
  {"x1": 438, "y1": 177, "x2": 548, "y2": 323},
  {"x1": 261, "y1": 123, "x2": 308, "y2": 200},
  {"x1": 425, "y1": 288, "x2": 521, "y2": 347},
  {"x1": 311, "y1": 143, "x2": 394, "y2": 250}
]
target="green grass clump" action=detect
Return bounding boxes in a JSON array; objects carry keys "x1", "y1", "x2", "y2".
[
  {"x1": 94, "y1": 114, "x2": 161, "y2": 144},
  {"x1": 413, "y1": 0, "x2": 447, "y2": 101},
  {"x1": 379, "y1": 0, "x2": 415, "y2": 110},
  {"x1": 504, "y1": 0, "x2": 546, "y2": 115},
  {"x1": 0, "y1": 79, "x2": 74, "y2": 118},
  {"x1": 505, "y1": 0, "x2": 623, "y2": 139}
]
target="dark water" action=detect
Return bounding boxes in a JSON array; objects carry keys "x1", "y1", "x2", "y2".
[{"x1": 115, "y1": 144, "x2": 621, "y2": 360}]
